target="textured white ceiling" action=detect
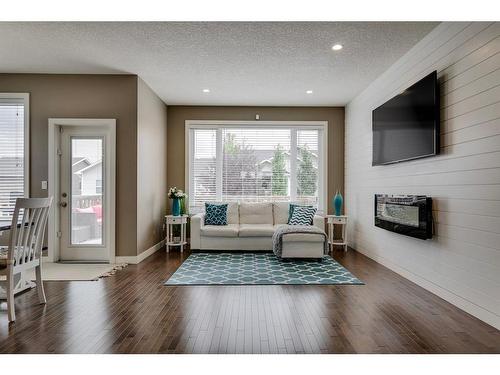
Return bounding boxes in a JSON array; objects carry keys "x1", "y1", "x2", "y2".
[{"x1": 0, "y1": 22, "x2": 438, "y2": 105}]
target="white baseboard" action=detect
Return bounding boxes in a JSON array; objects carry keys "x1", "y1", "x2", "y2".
[
  {"x1": 354, "y1": 245, "x2": 500, "y2": 330},
  {"x1": 116, "y1": 239, "x2": 165, "y2": 265}
]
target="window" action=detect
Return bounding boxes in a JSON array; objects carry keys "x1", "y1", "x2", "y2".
[
  {"x1": 0, "y1": 94, "x2": 29, "y2": 222},
  {"x1": 187, "y1": 122, "x2": 326, "y2": 214}
]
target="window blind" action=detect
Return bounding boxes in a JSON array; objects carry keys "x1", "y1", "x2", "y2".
[
  {"x1": 0, "y1": 99, "x2": 26, "y2": 221},
  {"x1": 296, "y1": 129, "x2": 319, "y2": 206},
  {"x1": 222, "y1": 128, "x2": 291, "y2": 203},
  {"x1": 190, "y1": 129, "x2": 217, "y2": 208},
  {"x1": 189, "y1": 124, "x2": 325, "y2": 213}
]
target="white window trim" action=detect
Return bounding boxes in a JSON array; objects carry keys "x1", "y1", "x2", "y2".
[
  {"x1": 185, "y1": 120, "x2": 328, "y2": 214},
  {"x1": 0, "y1": 93, "x2": 30, "y2": 199}
]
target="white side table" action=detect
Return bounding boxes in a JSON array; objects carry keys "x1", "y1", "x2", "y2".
[
  {"x1": 165, "y1": 215, "x2": 188, "y2": 253},
  {"x1": 326, "y1": 215, "x2": 348, "y2": 252}
]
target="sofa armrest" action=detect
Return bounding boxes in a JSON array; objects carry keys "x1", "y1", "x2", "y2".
[
  {"x1": 190, "y1": 213, "x2": 205, "y2": 249},
  {"x1": 313, "y1": 215, "x2": 324, "y2": 231}
]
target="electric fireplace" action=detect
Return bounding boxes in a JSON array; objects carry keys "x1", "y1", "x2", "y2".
[{"x1": 374, "y1": 194, "x2": 433, "y2": 240}]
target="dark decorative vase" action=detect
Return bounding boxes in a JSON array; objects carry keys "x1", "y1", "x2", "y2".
[
  {"x1": 333, "y1": 191, "x2": 343, "y2": 216},
  {"x1": 172, "y1": 198, "x2": 181, "y2": 216}
]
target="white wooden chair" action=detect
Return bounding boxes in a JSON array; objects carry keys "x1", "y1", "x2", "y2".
[{"x1": 0, "y1": 197, "x2": 53, "y2": 322}]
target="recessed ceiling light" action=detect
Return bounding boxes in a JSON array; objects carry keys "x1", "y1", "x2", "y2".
[
  {"x1": 332, "y1": 44, "x2": 343, "y2": 51},
  {"x1": 306, "y1": 90, "x2": 313, "y2": 94},
  {"x1": 202, "y1": 88, "x2": 210, "y2": 93}
]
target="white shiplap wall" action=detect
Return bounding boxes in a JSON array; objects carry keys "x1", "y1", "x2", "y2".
[{"x1": 345, "y1": 22, "x2": 500, "y2": 329}]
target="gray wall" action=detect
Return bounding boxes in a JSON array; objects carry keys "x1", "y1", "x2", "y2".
[
  {"x1": 0, "y1": 74, "x2": 138, "y2": 256},
  {"x1": 137, "y1": 78, "x2": 168, "y2": 254},
  {"x1": 345, "y1": 22, "x2": 500, "y2": 329},
  {"x1": 167, "y1": 106, "x2": 344, "y2": 214}
]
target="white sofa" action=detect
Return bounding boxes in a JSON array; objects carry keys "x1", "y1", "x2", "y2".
[{"x1": 190, "y1": 202, "x2": 325, "y2": 255}]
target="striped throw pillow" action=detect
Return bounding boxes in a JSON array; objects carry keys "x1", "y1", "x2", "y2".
[
  {"x1": 288, "y1": 206, "x2": 316, "y2": 225},
  {"x1": 287, "y1": 203, "x2": 313, "y2": 223}
]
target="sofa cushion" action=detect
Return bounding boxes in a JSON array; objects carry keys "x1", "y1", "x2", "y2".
[
  {"x1": 226, "y1": 202, "x2": 239, "y2": 224},
  {"x1": 205, "y1": 203, "x2": 228, "y2": 225},
  {"x1": 239, "y1": 224, "x2": 276, "y2": 237},
  {"x1": 201, "y1": 224, "x2": 239, "y2": 238},
  {"x1": 273, "y1": 202, "x2": 290, "y2": 225},
  {"x1": 239, "y1": 202, "x2": 273, "y2": 225},
  {"x1": 282, "y1": 233, "x2": 325, "y2": 243}
]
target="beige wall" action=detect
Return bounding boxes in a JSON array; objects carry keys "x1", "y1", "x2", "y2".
[
  {"x1": 0, "y1": 74, "x2": 138, "y2": 256},
  {"x1": 0, "y1": 77, "x2": 340, "y2": 256},
  {"x1": 167, "y1": 106, "x2": 344, "y2": 214},
  {"x1": 137, "y1": 78, "x2": 168, "y2": 254}
]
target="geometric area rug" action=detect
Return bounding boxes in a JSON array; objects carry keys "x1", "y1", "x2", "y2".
[{"x1": 164, "y1": 252, "x2": 363, "y2": 286}]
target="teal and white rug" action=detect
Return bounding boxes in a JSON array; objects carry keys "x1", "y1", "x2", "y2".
[{"x1": 164, "y1": 252, "x2": 363, "y2": 285}]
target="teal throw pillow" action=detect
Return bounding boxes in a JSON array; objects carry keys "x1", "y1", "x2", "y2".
[{"x1": 204, "y1": 203, "x2": 228, "y2": 225}]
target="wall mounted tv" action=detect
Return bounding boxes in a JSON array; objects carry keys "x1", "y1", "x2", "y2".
[{"x1": 372, "y1": 71, "x2": 440, "y2": 165}]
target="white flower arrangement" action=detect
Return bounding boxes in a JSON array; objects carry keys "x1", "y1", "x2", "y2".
[{"x1": 168, "y1": 187, "x2": 186, "y2": 199}]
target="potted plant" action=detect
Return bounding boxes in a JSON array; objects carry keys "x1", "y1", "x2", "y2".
[{"x1": 168, "y1": 187, "x2": 186, "y2": 216}]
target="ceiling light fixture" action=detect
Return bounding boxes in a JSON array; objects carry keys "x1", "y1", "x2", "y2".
[
  {"x1": 306, "y1": 90, "x2": 313, "y2": 94},
  {"x1": 332, "y1": 44, "x2": 343, "y2": 51},
  {"x1": 202, "y1": 88, "x2": 210, "y2": 93}
]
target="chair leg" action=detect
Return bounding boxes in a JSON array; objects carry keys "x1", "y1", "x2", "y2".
[
  {"x1": 35, "y1": 265, "x2": 46, "y2": 304},
  {"x1": 7, "y1": 273, "x2": 16, "y2": 322}
]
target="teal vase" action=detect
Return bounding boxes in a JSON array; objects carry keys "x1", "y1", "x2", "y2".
[
  {"x1": 333, "y1": 191, "x2": 343, "y2": 216},
  {"x1": 172, "y1": 198, "x2": 181, "y2": 216}
]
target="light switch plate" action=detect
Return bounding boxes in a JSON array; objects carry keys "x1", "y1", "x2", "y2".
[{"x1": 41, "y1": 180, "x2": 48, "y2": 190}]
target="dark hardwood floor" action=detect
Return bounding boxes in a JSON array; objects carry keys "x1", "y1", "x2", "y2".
[{"x1": 1, "y1": 247, "x2": 499, "y2": 354}]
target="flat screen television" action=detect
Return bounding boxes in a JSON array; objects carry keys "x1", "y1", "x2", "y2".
[{"x1": 372, "y1": 71, "x2": 440, "y2": 165}]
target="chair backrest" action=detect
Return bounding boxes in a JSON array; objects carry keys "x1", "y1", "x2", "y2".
[{"x1": 7, "y1": 197, "x2": 53, "y2": 268}]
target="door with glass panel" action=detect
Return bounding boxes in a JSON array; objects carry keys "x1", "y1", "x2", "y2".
[{"x1": 59, "y1": 127, "x2": 110, "y2": 262}]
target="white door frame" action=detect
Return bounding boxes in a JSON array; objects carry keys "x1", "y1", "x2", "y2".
[{"x1": 47, "y1": 118, "x2": 116, "y2": 263}]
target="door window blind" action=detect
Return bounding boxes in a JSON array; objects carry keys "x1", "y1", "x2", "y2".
[
  {"x1": 188, "y1": 124, "x2": 325, "y2": 213},
  {"x1": 0, "y1": 97, "x2": 27, "y2": 221}
]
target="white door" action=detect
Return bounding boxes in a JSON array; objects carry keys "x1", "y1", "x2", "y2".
[{"x1": 58, "y1": 125, "x2": 114, "y2": 262}]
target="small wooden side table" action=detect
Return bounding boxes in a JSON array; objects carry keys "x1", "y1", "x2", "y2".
[
  {"x1": 326, "y1": 215, "x2": 348, "y2": 252},
  {"x1": 165, "y1": 215, "x2": 188, "y2": 253}
]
